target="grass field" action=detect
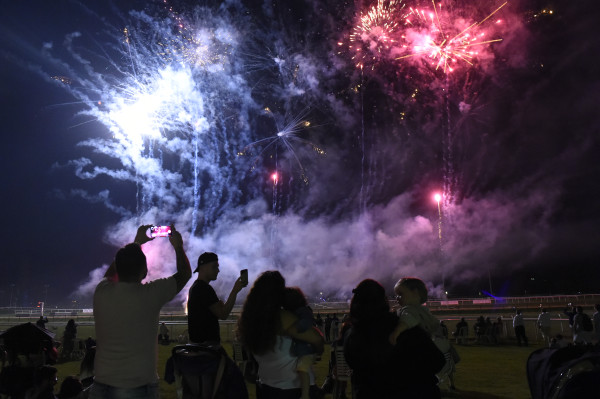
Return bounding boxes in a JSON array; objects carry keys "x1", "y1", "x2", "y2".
[
  {"x1": 51, "y1": 339, "x2": 538, "y2": 399},
  {"x1": 3, "y1": 319, "x2": 548, "y2": 398}
]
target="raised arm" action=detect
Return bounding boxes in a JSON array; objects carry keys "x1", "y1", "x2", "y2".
[
  {"x1": 281, "y1": 309, "x2": 325, "y2": 354},
  {"x1": 208, "y1": 277, "x2": 246, "y2": 320},
  {"x1": 169, "y1": 226, "x2": 192, "y2": 292}
]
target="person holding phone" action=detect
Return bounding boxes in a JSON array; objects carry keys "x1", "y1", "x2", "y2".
[
  {"x1": 187, "y1": 252, "x2": 248, "y2": 344},
  {"x1": 90, "y1": 224, "x2": 191, "y2": 399}
]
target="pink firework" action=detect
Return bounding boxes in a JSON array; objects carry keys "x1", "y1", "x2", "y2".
[
  {"x1": 395, "y1": 1, "x2": 507, "y2": 73},
  {"x1": 343, "y1": 0, "x2": 507, "y2": 74}
]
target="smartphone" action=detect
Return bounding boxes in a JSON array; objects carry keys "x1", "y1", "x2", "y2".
[
  {"x1": 150, "y1": 225, "x2": 172, "y2": 238},
  {"x1": 240, "y1": 269, "x2": 248, "y2": 286}
]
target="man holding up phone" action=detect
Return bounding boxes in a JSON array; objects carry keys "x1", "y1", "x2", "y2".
[
  {"x1": 90, "y1": 225, "x2": 191, "y2": 399},
  {"x1": 188, "y1": 252, "x2": 248, "y2": 344}
]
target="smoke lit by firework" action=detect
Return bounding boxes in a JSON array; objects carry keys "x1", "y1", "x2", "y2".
[{"x1": 4, "y1": 0, "x2": 597, "y2": 304}]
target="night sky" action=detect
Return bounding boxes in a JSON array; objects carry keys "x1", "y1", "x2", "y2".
[{"x1": 1, "y1": 0, "x2": 599, "y2": 308}]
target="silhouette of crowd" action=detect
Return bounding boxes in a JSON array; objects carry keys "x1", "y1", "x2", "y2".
[{"x1": 2, "y1": 225, "x2": 600, "y2": 399}]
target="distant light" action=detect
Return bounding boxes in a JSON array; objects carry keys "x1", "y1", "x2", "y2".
[{"x1": 434, "y1": 193, "x2": 442, "y2": 203}]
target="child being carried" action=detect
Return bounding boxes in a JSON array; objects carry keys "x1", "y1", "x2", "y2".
[{"x1": 283, "y1": 287, "x2": 318, "y2": 399}]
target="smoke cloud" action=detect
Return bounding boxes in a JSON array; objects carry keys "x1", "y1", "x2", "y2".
[{"x1": 5, "y1": 0, "x2": 595, "y2": 304}]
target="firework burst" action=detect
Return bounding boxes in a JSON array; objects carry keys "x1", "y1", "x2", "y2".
[
  {"x1": 395, "y1": 1, "x2": 507, "y2": 73},
  {"x1": 340, "y1": 0, "x2": 403, "y2": 70},
  {"x1": 342, "y1": 0, "x2": 507, "y2": 74},
  {"x1": 240, "y1": 107, "x2": 326, "y2": 183},
  {"x1": 39, "y1": 4, "x2": 259, "y2": 232}
]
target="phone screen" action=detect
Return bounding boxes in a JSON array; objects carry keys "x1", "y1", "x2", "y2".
[
  {"x1": 240, "y1": 269, "x2": 248, "y2": 286},
  {"x1": 150, "y1": 225, "x2": 172, "y2": 237}
]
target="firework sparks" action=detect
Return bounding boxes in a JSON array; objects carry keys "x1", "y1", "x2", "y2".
[
  {"x1": 158, "y1": 26, "x2": 233, "y2": 69},
  {"x1": 343, "y1": 0, "x2": 507, "y2": 74},
  {"x1": 37, "y1": 3, "x2": 259, "y2": 231},
  {"x1": 271, "y1": 171, "x2": 279, "y2": 185},
  {"x1": 240, "y1": 107, "x2": 326, "y2": 183},
  {"x1": 341, "y1": 0, "x2": 403, "y2": 70},
  {"x1": 395, "y1": 1, "x2": 507, "y2": 73},
  {"x1": 51, "y1": 76, "x2": 72, "y2": 84},
  {"x1": 434, "y1": 192, "x2": 442, "y2": 241}
]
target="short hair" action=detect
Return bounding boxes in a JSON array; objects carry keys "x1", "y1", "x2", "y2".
[
  {"x1": 394, "y1": 277, "x2": 428, "y2": 304},
  {"x1": 194, "y1": 252, "x2": 218, "y2": 273},
  {"x1": 115, "y1": 243, "x2": 147, "y2": 282}
]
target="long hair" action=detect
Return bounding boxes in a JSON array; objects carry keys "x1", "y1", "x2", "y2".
[
  {"x1": 238, "y1": 271, "x2": 286, "y2": 355},
  {"x1": 346, "y1": 279, "x2": 398, "y2": 365},
  {"x1": 350, "y1": 279, "x2": 391, "y2": 326}
]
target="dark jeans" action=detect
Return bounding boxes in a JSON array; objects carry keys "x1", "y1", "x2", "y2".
[{"x1": 514, "y1": 326, "x2": 528, "y2": 346}]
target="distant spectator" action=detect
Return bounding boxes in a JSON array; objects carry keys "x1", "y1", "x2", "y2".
[
  {"x1": 572, "y1": 306, "x2": 594, "y2": 345},
  {"x1": 61, "y1": 320, "x2": 77, "y2": 359},
  {"x1": 564, "y1": 305, "x2": 576, "y2": 328},
  {"x1": 513, "y1": 310, "x2": 528, "y2": 346},
  {"x1": 440, "y1": 321, "x2": 449, "y2": 339},
  {"x1": 453, "y1": 318, "x2": 469, "y2": 344},
  {"x1": 537, "y1": 308, "x2": 552, "y2": 346},
  {"x1": 492, "y1": 317, "x2": 505, "y2": 343},
  {"x1": 330, "y1": 313, "x2": 340, "y2": 342},
  {"x1": 473, "y1": 316, "x2": 486, "y2": 339},
  {"x1": 484, "y1": 317, "x2": 493, "y2": 332},
  {"x1": 315, "y1": 314, "x2": 324, "y2": 333},
  {"x1": 158, "y1": 322, "x2": 169, "y2": 344},
  {"x1": 324, "y1": 314, "x2": 332, "y2": 342},
  {"x1": 36, "y1": 316, "x2": 49, "y2": 330},
  {"x1": 593, "y1": 304, "x2": 600, "y2": 343}
]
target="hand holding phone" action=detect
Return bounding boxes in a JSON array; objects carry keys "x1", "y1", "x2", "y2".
[
  {"x1": 150, "y1": 225, "x2": 172, "y2": 237},
  {"x1": 240, "y1": 269, "x2": 248, "y2": 287}
]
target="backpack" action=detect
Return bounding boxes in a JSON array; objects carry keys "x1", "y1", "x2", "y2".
[
  {"x1": 164, "y1": 344, "x2": 248, "y2": 399},
  {"x1": 581, "y1": 314, "x2": 593, "y2": 332}
]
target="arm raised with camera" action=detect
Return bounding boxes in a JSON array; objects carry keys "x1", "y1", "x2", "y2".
[
  {"x1": 209, "y1": 277, "x2": 246, "y2": 320},
  {"x1": 168, "y1": 226, "x2": 192, "y2": 292}
]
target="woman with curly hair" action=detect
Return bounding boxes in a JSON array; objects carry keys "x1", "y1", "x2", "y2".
[{"x1": 238, "y1": 271, "x2": 324, "y2": 399}]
